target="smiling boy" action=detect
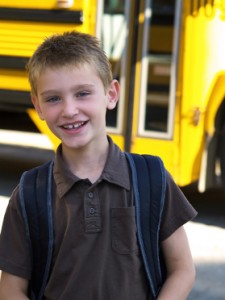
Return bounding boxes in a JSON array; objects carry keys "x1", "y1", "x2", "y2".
[
  {"x1": 0, "y1": 31, "x2": 197, "y2": 300},
  {"x1": 32, "y1": 63, "x2": 119, "y2": 182}
]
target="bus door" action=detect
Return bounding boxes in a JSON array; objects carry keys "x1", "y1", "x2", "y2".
[{"x1": 104, "y1": 0, "x2": 182, "y2": 175}]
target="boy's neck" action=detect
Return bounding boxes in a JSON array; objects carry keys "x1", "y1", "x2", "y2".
[{"x1": 61, "y1": 138, "x2": 109, "y2": 183}]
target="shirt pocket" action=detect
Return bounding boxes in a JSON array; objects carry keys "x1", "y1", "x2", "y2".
[{"x1": 111, "y1": 207, "x2": 139, "y2": 254}]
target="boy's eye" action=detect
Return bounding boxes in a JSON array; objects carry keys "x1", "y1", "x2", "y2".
[
  {"x1": 46, "y1": 96, "x2": 61, "y2": 103},
  {"x1": 76, "y1": 91, "x2": 90, "y2": 98}
]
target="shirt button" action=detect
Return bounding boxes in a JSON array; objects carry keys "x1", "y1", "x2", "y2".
[
  {"x1": 89, "y1": 207, "x2": 95, "y2": 214},
  {"x1": 88, "y1": 192, "x2": 94, "y2": 198}
]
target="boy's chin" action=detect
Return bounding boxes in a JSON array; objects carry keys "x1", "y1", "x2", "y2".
[{"x1": 61, "y1": 139, "x2": 89, "y2": 151}]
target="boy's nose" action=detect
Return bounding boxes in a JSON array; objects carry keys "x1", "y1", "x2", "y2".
[{"x1": 62, "y1": 99, "x2": 79, "y2": 117}]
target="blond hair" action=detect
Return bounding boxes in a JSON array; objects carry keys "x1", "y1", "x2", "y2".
[{"x1": 26, "y1": 31, "x2": 113, "y2": 96}]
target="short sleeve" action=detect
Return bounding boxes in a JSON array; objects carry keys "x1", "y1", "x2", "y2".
[
  {"x1": 160, "y1": 171, "x2": 197, "y2": 241},
  {"x1": 0, "y1": 185, "x2": 32, "y2": 279}
]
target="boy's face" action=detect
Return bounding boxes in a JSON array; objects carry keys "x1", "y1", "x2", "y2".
[{"x1": 32, "y1": 64, "x2": 119, "y2": 152}]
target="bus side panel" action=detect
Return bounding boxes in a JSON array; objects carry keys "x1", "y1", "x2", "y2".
[{"x1": 0, "y1": 0, "x2": 98, "y2": 141}]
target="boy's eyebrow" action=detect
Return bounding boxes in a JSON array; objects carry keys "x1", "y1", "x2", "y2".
[{"x1": 39, "y1": 84, "x2": 95, "y2": 96}]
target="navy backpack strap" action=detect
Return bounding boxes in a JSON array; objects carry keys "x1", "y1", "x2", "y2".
[
  {"x1": 19, "y1": 160, "x2": 54, "y2": 300},
  {"x1": 125, "y1": 152, "x2": 166, "y2": 299}
]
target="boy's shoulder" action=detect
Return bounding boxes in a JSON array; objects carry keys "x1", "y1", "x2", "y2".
[{"x1": 20, "y1": 160, "x2": 54, "y2": 195}]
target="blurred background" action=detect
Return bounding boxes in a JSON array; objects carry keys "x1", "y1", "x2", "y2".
[{"x1": 0, "y1": 0, "x2": 225, "y2": 298}]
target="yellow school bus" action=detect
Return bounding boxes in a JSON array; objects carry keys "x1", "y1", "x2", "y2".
[{"x1": 1, "y1": 0, "x2": 225, "y2": 191}]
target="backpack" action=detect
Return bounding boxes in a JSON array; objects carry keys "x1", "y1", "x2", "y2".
[{"x1": 19, "y1": 153, "x2": 167, "y2": 300}]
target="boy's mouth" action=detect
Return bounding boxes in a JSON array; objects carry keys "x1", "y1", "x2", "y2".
[{"x1": 62, "y1": 121, "x2": 87, "y2": 130}]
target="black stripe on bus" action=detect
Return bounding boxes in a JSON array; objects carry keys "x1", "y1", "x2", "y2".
[
  {"x1": 148, "y1": 84, "x2": 169, "y2": 93},
  {"x1": 0, "y1": 89, "x2": 32, "y2": 111},
  {"x1": 152, "y1": 14, "x2": 174, "y2": 26},
  {"x1": 0, "y1": 56, "x2": 29, "y2": 70},
  {"x1": 0, "y1": 7, "x2": 83, "y2": 24}
]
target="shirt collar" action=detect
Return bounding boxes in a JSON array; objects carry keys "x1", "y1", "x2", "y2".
[
  {"x1": 101, "y1": 137, "x2": 130, "y2": 189},
  {"x1": 53, "y1": 137, "x2": 130, "y2": 199}
]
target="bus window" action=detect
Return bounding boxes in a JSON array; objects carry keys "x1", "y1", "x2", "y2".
[
  {"x1": 102, "y1": 0, "x2": 126, "y2": 132},
  {"x1": 138, "y1": 0, "x2": 181, "y2": 138}
]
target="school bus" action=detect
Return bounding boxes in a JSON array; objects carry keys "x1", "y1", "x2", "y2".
[{"x1": 1, "y1": 0, "x2": 225, "y2": 191}]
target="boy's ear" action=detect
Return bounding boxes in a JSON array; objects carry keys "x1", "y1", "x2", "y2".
[
  {"x1": 32, "y1": 96, "x2": 45, "y2": 120},
  {"x1": 107, "y1": 80, "x2": 120, "y2": 110}
]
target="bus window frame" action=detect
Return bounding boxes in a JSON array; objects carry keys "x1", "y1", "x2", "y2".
[
  {"x1": 105, "y1": 1, "x2": 130, "y2": 135},
  {"x1": 138, "y1": 0, "x2": 182, "y2": 139}
]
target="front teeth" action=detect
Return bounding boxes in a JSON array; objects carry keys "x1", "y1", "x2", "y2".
[{"x1": 63, "y1": 122, "x2": 85, "y2": 129}]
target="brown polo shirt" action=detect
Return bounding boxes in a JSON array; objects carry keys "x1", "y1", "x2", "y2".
[{"x1": 0, "y1": 137, "x2": 197, "y2": 300}]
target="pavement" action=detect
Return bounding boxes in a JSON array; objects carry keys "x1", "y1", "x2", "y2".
[{"x1": 185, "y1": 222, "x2": 225, "y2": 300}]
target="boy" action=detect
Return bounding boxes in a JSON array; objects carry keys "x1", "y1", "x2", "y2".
[{"x1": 0, "y1": 31, "x2": 197, "y2": 300}]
